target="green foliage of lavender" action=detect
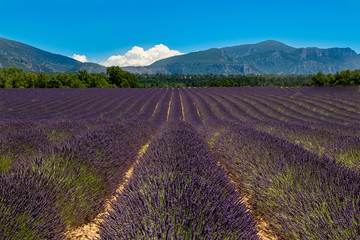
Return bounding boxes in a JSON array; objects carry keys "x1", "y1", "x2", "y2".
[
  {"x1": 251, "y1": 121, "x2": 360, "y2": 171},
  {"x1": 0, "y1": 119, "x2": 153, "y2": 238},
  {"x1": 1, "y1": 87, "x2": 360, "y2": 239},
  {"x1": 99, "y1": 122, "x2": 259, "y2": 239},
  {"x1": 211, "y1": 124, "x2": 360, "y2": 239}
]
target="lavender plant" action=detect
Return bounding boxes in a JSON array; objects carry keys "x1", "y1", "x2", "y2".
[
  {"x1": 212, "y1": 124, "x2": 360, "y2": 239},
  {"x1": 99, "y1": 122, "x2": 259, "y2": 239}
]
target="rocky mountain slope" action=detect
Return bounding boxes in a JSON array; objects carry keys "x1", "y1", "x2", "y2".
[
  {"x1": 0, "y1": 37, "x2": 106, "y2": 73},
  {"x1": 124, "y1": 40, "x2": 360, "y2": 75}
]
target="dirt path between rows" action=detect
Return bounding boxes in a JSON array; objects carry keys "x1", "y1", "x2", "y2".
[
  {"x1": 166, "y1": 89, "x2": 174, "y2": 121},
  {"x1": 151, "y1": 90, "x2": 165, "y2": 118},
  {"x1": 151, "y1": 101, "x2": 160, "y2": 117},
  {"x1": 193, "y1": 101, "x2": 202, "y2": 121},
  {"x1": 217, "y1": 161, "x2": 278, "y2": 240},
  {"x1": 65, "y1": 144, "x2": 149, "y2": 240},
  {"x1": 179, "y1": 91, "x2": 186, "y2": 121}
]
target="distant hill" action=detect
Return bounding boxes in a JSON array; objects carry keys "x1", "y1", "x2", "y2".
[
  {"x1": 1, "y1": 37, "x2": 360, "y2": 75},
  {"x1": 67, "y1": 62, "x2": 107, "y2": 74},
  {"x1": 0, "y1": 37, "x2": 106, "y2": 73},
  {"x1": 123, "y1": 40, "x2": 360, "y2": 75}
]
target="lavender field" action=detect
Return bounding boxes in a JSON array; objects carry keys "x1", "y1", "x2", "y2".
[{"x1": 1, "y1": 87, "x2": 360, "y2": 240}]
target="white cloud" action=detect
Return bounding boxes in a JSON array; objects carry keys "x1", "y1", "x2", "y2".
[
  {"x1": 70, "y1": 54, "x2": 88, "y2": 63},
  {"x1": 101, "y1": 44, "x2": 184, "y2": 67}
]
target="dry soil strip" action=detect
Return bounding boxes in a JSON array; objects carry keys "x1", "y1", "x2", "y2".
[
  {"x1": 151, "y1": 101, "x2": 160, "y2": 117},
  {"x1": 216, "y1": 161, "x2": 278, "y2": 240},
  {"x1": 193, "y1": 101, "x2": 202, "y2": 121},
  {"x1": 151, "y1": 90, "x2": 166, "y2": 117},
  {"x1": 166, "y1": 89, "x2": 174, "y2": 121},
  {"x1": 179, "y1": 91, "x2": 186, "y2": 121},
  {"x1": 65, "y1": 144, "x2": 149, "y2": 240}
]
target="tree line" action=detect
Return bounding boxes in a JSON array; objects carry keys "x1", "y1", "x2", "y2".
[
  {"x1": 0, "y1": 67, "x2": 139, "y2": 88},
  {"x1": 305, "y1": 69, "x2": 360, "y2": 86},
  {"x1": 138, "y1": 74, "x2": 311, "y2": 87},
  {"x1": 1, "y1": 67, "x2": 359, "y2": 88},
  {"x1": 139, "y1": 70, "x2": 360, "y2": 87}
]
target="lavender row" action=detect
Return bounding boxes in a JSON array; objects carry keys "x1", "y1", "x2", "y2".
[
  {"x1": 203, "y1": 87, "x2": 360, "y2": 123},
  {"x1": 201, "y1": 88, "x2": 258, "y2": 122},
  {"x1": 210, "y1": 123, "x2": 360, "y2": 239},
  {"x1": 150, "y1": 88, "x2": 172, "y2": 124},
  {"x1": 179, "y1": 88, "x2": 203, "y2": 125},
  {"x1": 167, "y1": 88, "x2": 183, "y2": 121},
  {"x1": 137, "y1": 88, "x2": 167, "y2": 121},
  {"x1": 186, "y1": 89, "x2": 219, "y2": 123},
  {"x1": 0, "y1": 89, "x2": 148, "y2": 120},
  {"x1": 0, "y1": 119, "x2": 153, "y2": 239},
  {"x1": 202, "y1": 88, "x2": 279, "y2": 122},
  {"x1": 1, "y1": 87, "x2": 360, "y2": 123},
  {"x1": 251, "y1": 121, "x2": 360, "y2": 172},
  {"x1": 193, "y1": 88, "x2": 241, "y2": 122},
  {"x1": 99, "y1": 121, "x2": 259, "y2": 239}
]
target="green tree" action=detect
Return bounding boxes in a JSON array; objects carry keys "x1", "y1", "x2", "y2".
[
  {"x1": 120, "y1": 79, "x2": 130, "y2": 88},
  {"x1": 25, "y1": 73, "x2": 37, "y2": 88},
  {"x1": 107, "y1": 66, "x2": 124, "y2": 87},
  {"x1": 70, "y1": 78, "x2": 86, "y2": 88},
  {"x1": 307, "y1": 71, "x2": 326, "y2": 86},
  {"x1": 0, "y1": 73, "x2": 7, "y2": 88},
  {"x1": 53, "y1": 73, "x2": 72, "y2": 87},
  {"x1": 106, "y1": 66, "x2": 139, "y2": 88},
  {"x1": 88, "y1": 73, "x2": 111, "y2": 88},
  {"x1": 35, "y1": 73, "x2": 50, "y2": 88},
  {"x1": 48, "y1": 77, "x2": 63, "y2": 88},
  {"x1": 78, "y1": 70, "x2": 91, "y2": 87}
]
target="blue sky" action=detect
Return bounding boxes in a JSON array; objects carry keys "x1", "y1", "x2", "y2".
[{"x1": 1, "y1": 0, "x2": 359, "y2": 65}]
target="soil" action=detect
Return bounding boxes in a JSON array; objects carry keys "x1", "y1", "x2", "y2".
[
  {"x1": 64, "y1": 144, "x2": 149, "y2": 240},
  {"x1": 217, "y1": 161, "x2": 278, "y2": 240}
]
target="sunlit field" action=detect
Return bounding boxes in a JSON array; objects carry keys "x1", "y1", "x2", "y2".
[{"x1": 1, "y1": 87, "x2": 360, "y2": 239}]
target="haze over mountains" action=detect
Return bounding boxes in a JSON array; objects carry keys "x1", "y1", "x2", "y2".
[{"x1": 0, "y1": 37, "x2": 359, "y2": 75}]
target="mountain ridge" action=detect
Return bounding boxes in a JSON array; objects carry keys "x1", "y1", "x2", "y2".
[
  {"x1": 124, "y1": 40, "x2": 360, "y2": 75},
  {"x1": 0, "y1": 37, "x2": 106, "y2": 73},
  {"x1": 0, "y1": 37, "x2": 359, "y2": 75}
]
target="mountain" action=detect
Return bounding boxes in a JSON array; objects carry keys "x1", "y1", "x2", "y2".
[
  {"x1": 123, "y1": 40, "x2": 360, "y2": 75},
  {"x1": 67, "y1": 62, "x2": 107, "y2": 73},
  {"x1": 0, "y1": 37, "x2": 106, "y2": 73},
  {"x1": 1, "y1": 37, "x2": 359, "y2": 75}
]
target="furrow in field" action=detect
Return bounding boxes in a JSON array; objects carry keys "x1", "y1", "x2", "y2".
[
  {"x1": 297, "y1": 95, "x2": 360, "y2": 121},
  {"x1": 279, "y1": 94, "x2": 359, "y2": 123},
  {"x1": 242, "y1": 94, "x2": 315, "y2": 123},
  {"x1": 221, "y1": 93, "x2": 279, "y2": 122},
  {"x1": 257, "y1": 95, "x2": 330, "y2": 123},
  {"x1": 166, "y1": 88, "x2": 174, "y2": 121},
  {"x1": 264, "y1": 94, "x2": 342, "y2": 123},
  {"x1": 151, "y1": 88, "x2": 173, "y2": 124},
  {"x1": 186, "y1": 88, "x2": 220, "y2": 123},
  {"x1": 211, "y1": 123, "x2": 360, "y2": 239},
  {"x1": 98, "y1": 122, "x2": 259, "y2": 239},
  {"x1": 168, "y1": 88, "x2": 183, "y2": 121},
  {"x1": 118, "y1": 89, "x2": 158, "y2": 119},
  {"x1": 194, "y1": 88, "x2": 242, "y2": 122},
  {"x1": 102, "y1": 90, "x2": 146, "y2": 119},
  {"x1": 216, "y1": 160, "x2": 278, "y2": 240},
  {"x1": 203, "y1": 88, "x2": 263, "y2": 122},
  {"x1": 179, "y1": 88, "x2": 203, "y2": 125},
  {"x1": 65, "y1": 141, "x2": 150, "y2": 240},
  {"x1": 137, "y1": 88, "x2": 166, "y2": 120},
  {"x1": 179, "y1": 90, "x2": 186, "y2": 121}
]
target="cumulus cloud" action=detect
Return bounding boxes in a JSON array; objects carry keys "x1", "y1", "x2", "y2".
[
  {"x1": 71, "y1": 54, "x2": 88, "y2": 63},
  {"x1": 101, "y1": 44, "x2": 184, "y2": 67}
]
